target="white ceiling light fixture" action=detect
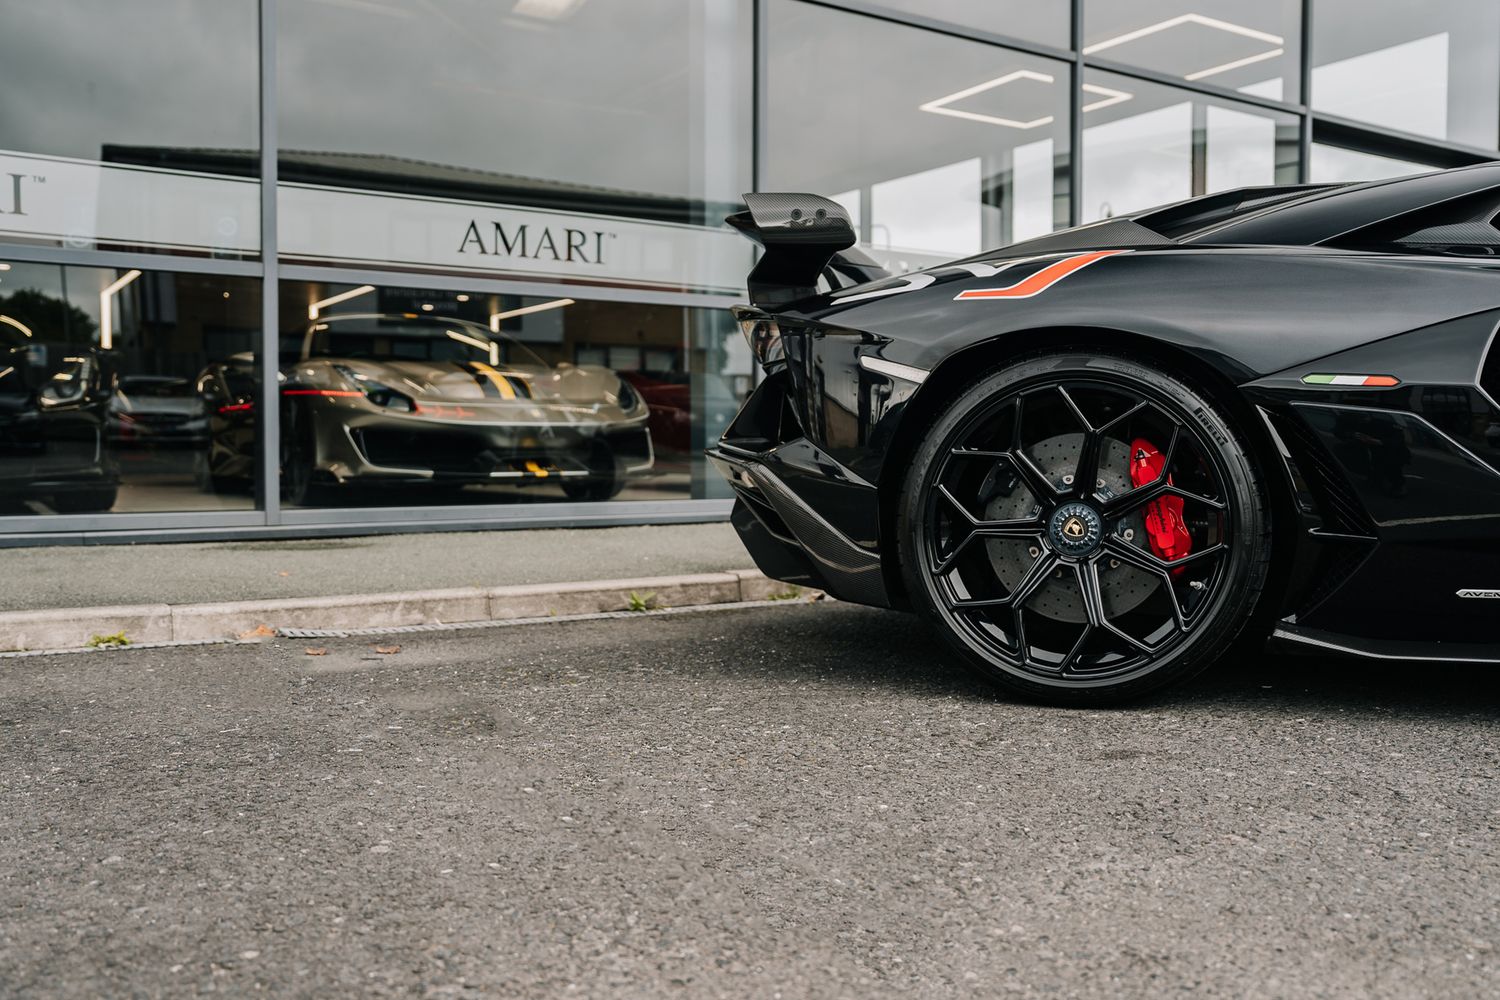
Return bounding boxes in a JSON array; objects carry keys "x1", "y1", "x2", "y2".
[
  {"x1": 99, "y1": 269, "x2": 142, "y2": 350},
  {"x1": 1082, "y1": 82, "x2": 1133, "y2": 112},
  {"x1": 0, "y1": 315, "x2": 33, "y2": 338},
  {"x1": 307, "y1": 284, "x2": 375, "y2": 321},
  {"x1": 1084, "y1": 13, "x2": 1283, "y2": 83},
  {"x1": 488, "y1": 297, "x2": 575, "y2": 332},
  {"x1": 919, "y1": 70, "x2": 1058, "y2": 129},
  {"x1": 1184, "y1": 47, "x2": 1284, "y2": 82},
  {"x1": 512, "y1": 0, "x2": 586, "y2": 20}
]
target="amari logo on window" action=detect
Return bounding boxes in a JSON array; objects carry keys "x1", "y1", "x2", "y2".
[
  {"x1": 457, "y1": 219, "x2": 613, "y2": 266},
  {"x1": 2, "y1": 172, "x2": 38, "y2": 215}
]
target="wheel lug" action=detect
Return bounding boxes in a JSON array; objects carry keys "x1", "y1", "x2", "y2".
[
  {"x1": 1109, "y1": 559, "x2": 1120, "y2": 569},
  {"x1": 1096, "y1": 478, "x2": 1106, "y2": 488},
  {"x1": 1028, "y1": 546, "x2": 1040, "y2": 558},
  {"x1": 1123, "y1": 528, "x2": 1135, "y2": 541},
  {"x1": 1062, "y1": 474, "x2": 1074, "y2": 485}
]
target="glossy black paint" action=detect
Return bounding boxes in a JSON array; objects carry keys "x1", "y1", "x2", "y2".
[{"x1": 711, "y1": 167, "x2": 1500, "y2": 661}]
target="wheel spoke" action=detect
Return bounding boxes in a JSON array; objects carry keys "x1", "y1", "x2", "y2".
[
  {"x1": 1056, "y1": 386, "x2": 1093, "y2": 433},
  {"x1": 936, "y1": 484, "x2": 978, "y2": 525},
  {"x1": 1008, "y1": 551, "x2": 1060, "y2": 609},
  {"x1": 1100, "y1": 479, "x2": 1226, "y2": 520},
  {"x1": 1102, "y1": 537, "x2": 1226, "y2": 573},
  {"x1": 1073, "y1": 429, "x2": 1102, "y2": 496},
  {"x1": 1099, "y1": 541, "x2": 1188, "y2": 633},
  {"x1": 932, "y1": 533, "x2": 977, "y2": 576},
  {"x1": 1074, "y1": 559, "x2": 1107, "y2": 628},
  {"x1": 932, "y1": 484, "x2": 1044, "y2": 574},
  {"x1": 1011, "y1": 449, "x2": 1064, "y2": 503},
  {"x1": 973, "y1": 521, "x2": 1045, "y2": 540},
  {"x1": 1096, "y1": 398, "x2": 1150, "y2": 436},
  {"x1": 1056, "y1": 622, "x2": 1093, "y2": 674}
]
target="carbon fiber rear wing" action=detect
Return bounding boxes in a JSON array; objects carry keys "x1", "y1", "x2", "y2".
[{"x1": 726, "y1": 192, "x2": 883, "y2": 307}]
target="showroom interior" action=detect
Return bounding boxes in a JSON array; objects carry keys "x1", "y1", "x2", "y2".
[{"x1": 0, "y1": 0, "x2": 1496, "y2": 544}]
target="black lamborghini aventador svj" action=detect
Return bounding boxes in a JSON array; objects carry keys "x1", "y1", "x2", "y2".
[{"x1": 710, "y1": 167, "x2": 1500, "y2": 704}]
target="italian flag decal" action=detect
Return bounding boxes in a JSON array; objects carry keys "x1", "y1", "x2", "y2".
[{"x1": 1301, "y1": 374, "x2": 1401, "y2": 387}]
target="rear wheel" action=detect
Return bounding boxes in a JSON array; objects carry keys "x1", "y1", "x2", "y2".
[
  {"x1": 898, "y1": 351, "x2": 1270, "y2": 705},
  {"x1": 280, "y1": 403, "x2": 333, "y2": 507}
]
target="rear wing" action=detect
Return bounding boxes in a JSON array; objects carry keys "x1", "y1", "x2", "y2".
[{"x1": 726, "y1": 193, "x2": 886, "y2": 307}]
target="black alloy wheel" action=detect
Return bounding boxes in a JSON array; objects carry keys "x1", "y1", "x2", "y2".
[{"x1": 899, "y1": 351, "x2": 1270, "y2": 704}]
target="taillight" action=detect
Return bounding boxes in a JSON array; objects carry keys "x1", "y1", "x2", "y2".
[{"x1": 732, "y1": 306, "x2": 784, "y2": 370}]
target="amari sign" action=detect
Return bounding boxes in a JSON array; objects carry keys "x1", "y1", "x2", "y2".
[
  {"x1": 0, "y1": 150, "x2": 747, "y2": 295},
  {"x1": 278, "y1": 183, "x2": 748, "y2": 294},
  {"x1": 456, "y1": 219, "x2": 611, "y2": 266},
  {"x1": 0, "y1": 150, "x2": 258, "y2": 254}
]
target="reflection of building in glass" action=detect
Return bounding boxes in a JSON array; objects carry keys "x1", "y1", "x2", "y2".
[{"x1": 0, "y1": 0, "x2": 1496, "y2": 542}]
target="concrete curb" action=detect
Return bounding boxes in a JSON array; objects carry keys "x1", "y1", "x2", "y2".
[{"x1": 0, "y1": 570, "x2": 809, "y2": 652}]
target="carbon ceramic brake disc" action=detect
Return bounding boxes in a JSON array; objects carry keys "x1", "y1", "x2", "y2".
[{"x1": 983, "y1": 433, "x2": 1156, "y2": 624}]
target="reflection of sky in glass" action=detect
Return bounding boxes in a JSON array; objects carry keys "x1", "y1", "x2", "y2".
[
  {"x1": 1310, "y1": 145, "x2": 1431, "y2": 184},
  {"x1": 1313, "y1": 34, "x2": 1449, "y2": 140},
  {"x1": 0, "y1": 0, "x2": 259, "y2": 161},
  {"x1": 1312, "y1": 0, "x2": 1499, "y2": 148},
  {"x1": 278, "y1": 0, "x2": 750, "y2": 205},
  {"x1": 1084, "y1": 103, "x2": 1192, "y2": 222},
  {"x1": 871, "y1": 160, "x2": 982, "y2": 257}
]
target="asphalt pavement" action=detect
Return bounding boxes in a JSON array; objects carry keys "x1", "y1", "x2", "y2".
[
  {"x1": 0, "y1": 523, "x2": 748, "y2": 611},
  {"x1": 2, "y1": 602, "x2": 1498, "y2": 998}
]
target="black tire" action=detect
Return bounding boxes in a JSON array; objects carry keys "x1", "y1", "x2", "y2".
[
  {"x1": 561, "y1": 443, "x2": 625, "y2": 502},
  {"x1": 49, "y1": 486, "x2": 119, "y2": 513},
  {"x1": 897, "y1": 350, "x2": 1270, "y2": 705},
  {"x1": 279, "y1": 403, "x2": 333, "y2": 507}
]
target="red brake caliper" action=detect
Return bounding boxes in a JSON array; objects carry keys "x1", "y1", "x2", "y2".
[{"x1": 1128, "y1": 437, "x2": 1191, "y2": 568}]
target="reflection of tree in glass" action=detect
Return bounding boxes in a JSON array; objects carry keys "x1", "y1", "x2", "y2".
[{"x1": 0, "y1": 289, "x2": 97, "y2": 344}]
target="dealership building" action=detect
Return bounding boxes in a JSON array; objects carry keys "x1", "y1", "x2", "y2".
[{"x1": 0, "y1": 0, "x2": 1495, "y2": 545}]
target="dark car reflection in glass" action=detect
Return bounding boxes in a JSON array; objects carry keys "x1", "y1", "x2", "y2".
[
  {"x1": 0, "y1": 313, "x2": 119, "y2": 513},
  {"x1": 207, "y1": 314, "x2": 653, "y2": 506},
  {"x1": 107, "y1": 375, "x2": 214, "y2": 492}
]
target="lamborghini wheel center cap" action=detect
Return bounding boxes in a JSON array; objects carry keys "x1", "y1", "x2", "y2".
[{"x1": 1049, "y1": 502, "x2": 1103, "y2": 557}]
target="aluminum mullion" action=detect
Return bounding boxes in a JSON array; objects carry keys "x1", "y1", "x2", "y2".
[
  {"x1": 0, "y1": 510, "x2": 267, "y2": 535},
  {"x1": 258, "y1": 0, "x2": 282, "y2": 525},
  {"x1": 1298, "y1": 0, "x2": 1313, "y2": 182},
  {"x1": 275, "y1": 264, "x2": 742, "y2": 310},
  {"x1": 0, "y1": 244, "x2": 261, "y2": 276},
  {"x1": 1082, "y1": 55, "x2": 1307, "y2": 115},
  {"x1": 795, "y1": 0, "x2": 1074, "y2": 61},
  {"x1": 1069, "y1": 0, "x2": 1083, "y2": 228},
  {"x1": 1312, "y1": 113, "x2": 1500, "y2": 165},
  {"x1": 753, "y1": 0, "x2": 767, "y2": 193}
]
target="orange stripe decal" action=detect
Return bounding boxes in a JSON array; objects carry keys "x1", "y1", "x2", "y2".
[{"x1": 954, "y1": 250, "x2": 1129, "y2": 300}]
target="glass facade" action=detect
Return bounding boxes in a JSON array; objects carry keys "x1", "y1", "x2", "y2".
[{"x1": 1, "y1": 0, "x2": 1496, "y2": 542}]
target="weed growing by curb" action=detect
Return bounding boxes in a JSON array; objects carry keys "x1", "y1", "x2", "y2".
[{"x1": 86, "y1": 631, "x2": 131, "y2": 648}]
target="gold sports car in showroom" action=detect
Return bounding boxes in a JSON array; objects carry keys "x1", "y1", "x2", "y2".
[{"x1": 207, "y1": 313, "x2": 653, "y2": 504}]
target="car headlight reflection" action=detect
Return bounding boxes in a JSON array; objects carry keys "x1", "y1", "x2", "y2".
[
  {"x1": 38, "y1": 355, "x2": 94, "y2": 407},
  {"x1": 616, "y1": 377, "x2": 639, "y2": 412},
  {"x1": 334, "y1": 364, "x2": 416, "y2": 412}
]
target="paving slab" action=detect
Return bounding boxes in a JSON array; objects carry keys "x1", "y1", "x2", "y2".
[{"x1": 0, "y1": 522, "x2": 749, "y2": 612}]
